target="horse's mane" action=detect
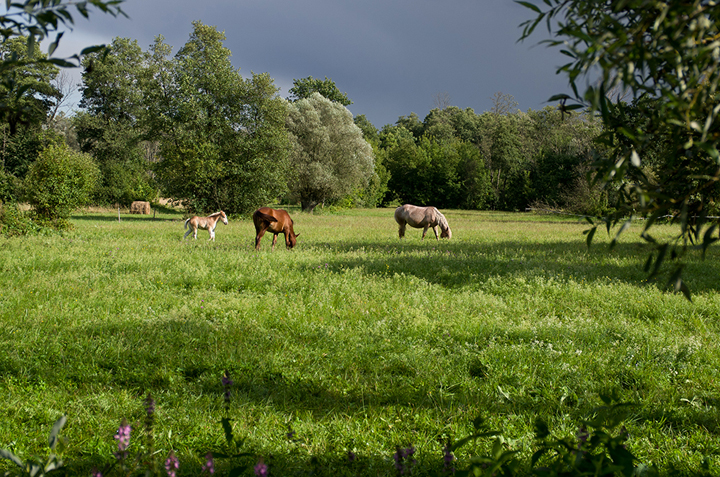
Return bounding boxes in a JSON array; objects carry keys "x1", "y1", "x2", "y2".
[{"x1": 435, "y1": 208, "x2": 449, "y2": 230}]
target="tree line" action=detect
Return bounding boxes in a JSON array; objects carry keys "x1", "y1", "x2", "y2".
[{"x1": 2, "y1": 7, "x2": 714, "y2": 235}]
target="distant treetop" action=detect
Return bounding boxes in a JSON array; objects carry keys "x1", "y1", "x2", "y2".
[{"x1": 288, "y1": 76, "x2": 352, "y2": 106}]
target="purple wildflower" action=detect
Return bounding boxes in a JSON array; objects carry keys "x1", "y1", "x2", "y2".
[
  {"x1": 443, "y1": 443, "x2": 455, "y2": 473},
  {"x1": 144, "y1": 393, "x2": 155, "y2": 417},
  {"x1": 393, "y1": 446, "x2": 416, "y2": 475},
  {"x1": 347, "y1": 450, "x2": 356, "y2": 463},
  {"x1": 202, "y1": 452, "x2": 215, "y2": 474},
  {"x1": 90, "y1": 467, "x2": 102, "y2": 477},
  {"x1": 576, "y1": 427, "x2": 589, "y2": 448},
  {"x1": 165, "y1": 451, "x2": 179, "y2": 477},
  {"x1": 222, "y1": 371, "x2": 233, "y2": 403},
  {"x1": 254, "y1": 458, "x2": 268, "y2": 477},
  {"x1": 113, "y1": 420, "x2": 131, "y2": 459}
]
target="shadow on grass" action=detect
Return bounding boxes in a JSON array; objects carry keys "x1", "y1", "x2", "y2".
[
  {"x1": 71, "y1": 214, "x2": 181, "y2": 222},
  {"x1": 290, "y1": 238, "x2": 720, "y2": 295}
]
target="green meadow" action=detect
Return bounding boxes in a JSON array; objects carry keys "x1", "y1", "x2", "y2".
[{"x1": 1, "y1": 208, "x2": 719, "y2": 475}]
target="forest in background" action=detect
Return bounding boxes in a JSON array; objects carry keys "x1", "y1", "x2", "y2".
[{"x1": 0, "y1": 21, "x2": 615, "y2": 219}]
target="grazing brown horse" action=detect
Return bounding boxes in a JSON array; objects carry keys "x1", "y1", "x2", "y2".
[
  {"x1": 184, "y1": 211, "x2": 228, "y2": 241},
  {"x1": 394, "y1": 204, "x2": 452, "y2": 240},
  {"x1": 252, "y1": 207, "x2": 299, "y2": 250}
]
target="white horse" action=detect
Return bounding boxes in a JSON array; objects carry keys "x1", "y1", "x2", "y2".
[
  {"x1": 184, "y1": 211, "x2": 228, "y2": 241},
  {"x1": 394, "y1": 204, "x2": 452, "y2": 240}
]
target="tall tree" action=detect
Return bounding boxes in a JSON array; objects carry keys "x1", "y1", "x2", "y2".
[
  {"x1": 286, "y1": 92, "x2": 374, "y2": 212},
  {"x1": 519, "y1": 0, "x2": 720, "y2": 296},
  {"x1": 0, "y1": 37, "x2": 60, "y2": 136},
  {"x1": 0, "y1": 37, "x2": 62, "y2": 184},
  {"x1": 75, "y1": 37, "x2": 156, "y2": 205},
  {"x1": 288, "y1": 76, "x2": 352, "y2": 106},
  {"x1": 151, "y1": 22, "x2": 290, "y2": 213}
]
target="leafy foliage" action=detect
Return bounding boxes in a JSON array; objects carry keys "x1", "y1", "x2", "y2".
[
  {"x1": 24, "y1": 143, "x2": 99, "y2": 228},
  {"x1": 150, "y1": 22, "x2": 291, "y2": 214},
  {"x1": 286, "y1": 92, "x2": 374, "y2": 212},
  {"x1": 288, "y1": 76, "x2": 353, "y2": 106},
  {"x1": 0, "y1": 415, "x2": 67, "y2": 477},
  {"x1": 0, "y1": 37, "x2": 60, "y2": 136},
  {"x1": 75, "y1": 37, "x2": 158, "y2": 206},
  {"x1": 0, "y1": 0, "x2": 126, "y2": 132},
  {"x1": 518, "y1": 0, "x2": 720, "y2": 297}
]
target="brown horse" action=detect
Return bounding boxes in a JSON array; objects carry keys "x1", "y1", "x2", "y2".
[
  {"x1": 252, "y1": 207, "x2": 299, "y2": 250},
  {"x1": 394, "y1": 204, "x2": 452, "y2": 240},
  {"x1": 184, "y1": 211, "x2": 228, "y2": 241}
]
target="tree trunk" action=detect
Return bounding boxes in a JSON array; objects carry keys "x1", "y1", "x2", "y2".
[{"x1": 301, "y1": 199, "x2": 318, "y2": 213}]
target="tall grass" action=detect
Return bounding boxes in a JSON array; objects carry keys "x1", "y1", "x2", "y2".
[{"x1": 1, "y1": 208, "x2": 719, "y2": 475}]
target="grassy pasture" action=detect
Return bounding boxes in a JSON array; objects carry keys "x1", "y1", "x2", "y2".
[{"x1": 1, "y1": 208, "x2": 719, "y2": 475}]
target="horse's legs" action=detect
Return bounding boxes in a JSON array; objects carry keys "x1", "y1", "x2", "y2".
[
  {"x1": 255, "y1": 227, "x2": 268, "y2": 250},
  {"x1": 398, "y1": 222, "x2": 406, "y2": 239},
  {"x1": 422, "y1": 226, "x2": 429, "y2": 240},
  {"x1": 432, "y1": 225, "x2": 439, "y2": 240},
  {"x1": 271, "y1": 233, "x2": 278, "y2": 250}
]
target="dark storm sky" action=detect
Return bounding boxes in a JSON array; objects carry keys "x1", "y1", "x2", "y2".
[{"x1": 55, "y1": 0, "x2": 572, "y2": 128}]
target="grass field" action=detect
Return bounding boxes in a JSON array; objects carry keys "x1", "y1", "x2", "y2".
[{"x1": 1, "y1": 207, "x2": 719, "y2": 476}]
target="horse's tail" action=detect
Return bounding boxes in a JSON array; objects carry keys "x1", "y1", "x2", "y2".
[
  {"x1": 254, "y1": 211, "x2": 278, "y2": 223},
  {"x1": 184, "y1": 218, "x2": 190, "y2": 230}
]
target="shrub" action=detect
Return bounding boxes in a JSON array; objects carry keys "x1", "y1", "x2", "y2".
[
  {"x1": 23, "y1": 144, "x2": 100, "y2": 229},
  {"x1": 0, "y1": 168, "x2": 20, "y2": 203},
  {"x1": 0, "y1": 202, "x2": 44, "y2": 237}
]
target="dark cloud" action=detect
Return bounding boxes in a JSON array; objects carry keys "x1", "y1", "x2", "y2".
[{"x1": 64, "y1": 0, "x2": 572, "y2": 127}]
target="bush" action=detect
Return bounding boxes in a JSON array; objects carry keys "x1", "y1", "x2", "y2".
[
  {"x1": 24, "y1": 144, "x2": 100, "y2": 229},
  {"x1": 0, "y1": 168, "x2": 21, "y2": 203},
  {"x1": 0, "y1": 202, "x2": 44, "y2": 237}
]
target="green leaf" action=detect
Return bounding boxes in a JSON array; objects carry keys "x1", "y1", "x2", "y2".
[
  {"x1": 584, "y1": 225, "x2": 597, "y2": 248},
  {"x1": 701, "y1": 225, "x2": 717, "y2": 258},
  {"x1": 48, "y1": 414, "x2": 67, "y2": 451},
  {"x1": 0, "y1": 448, "x2": 24, "y2": 468},
  {"x1": 547, "y1": 93, "x2": 573, "y2": 102},
  {"x1": 643, "y1": 253, "x2": 653, "y2": 273},
  {"x1": 515, "y1": 1, "x2": 542, "y2": 13}
]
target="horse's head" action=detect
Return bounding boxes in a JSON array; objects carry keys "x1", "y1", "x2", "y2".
[
  {"x1": 440, "y1": 226, "x2": 452, "y2": 239},
  {"x1": 220, "y1": 211, "x2": 228, "y2": 225},
  {"x1": 287, "y1": 232, "x2": 299, "y2": 249}
]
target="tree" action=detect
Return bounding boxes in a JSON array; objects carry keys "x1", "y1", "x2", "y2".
[
  {"x1": 0, "y1": 37, "x2": 60, "y2": 136},
  {"x1": 151, "y1": 22, "x2": 290, "y2": 214},
  {"x1": 24, "y1": 143, "x2": 100, "y2": 228},
  {"x1": 490, "y1": 92, "x2": 519, "y2": 116},
  {"x1": 0, "y1": 0, "x2": 126, "y2": 122},
  {"x1": 288, "y1": 76, "x2": 352, "y2": 106},
  {"x1": 519, "y1": 0, "x2": 720, "y2": 297},
  {"x1": 75, "y1": 37, "x2": 157, "y2": 205},
  {"x1": 286, "y1": 92, "x2": 374, "y2": 213},
  {"x1": 433, "y1": 92, "x2": 452, "y2": 111},
  {"x1": 354, "y1": 114, "x2": 379, "y2": 143}
]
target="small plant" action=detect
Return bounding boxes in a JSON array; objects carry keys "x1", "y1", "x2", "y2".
[
  {"x1": 448, "y1": 416, "x2": 520, "y2": 477},
  {"x1": 530, "y1": 394, "x2": 654, "y2": 477},
  {"x1": 0, "y1": 415, "x2": 67, "y2": 477}
]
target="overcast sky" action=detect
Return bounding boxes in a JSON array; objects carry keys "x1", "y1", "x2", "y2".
[{"x1": 53, "y1": 0, "x2": 572, "y2": 128}]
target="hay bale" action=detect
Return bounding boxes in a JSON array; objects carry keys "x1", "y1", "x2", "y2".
[{"x1": 130, "y1": 201, "x2": 151, "y2": 214}]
